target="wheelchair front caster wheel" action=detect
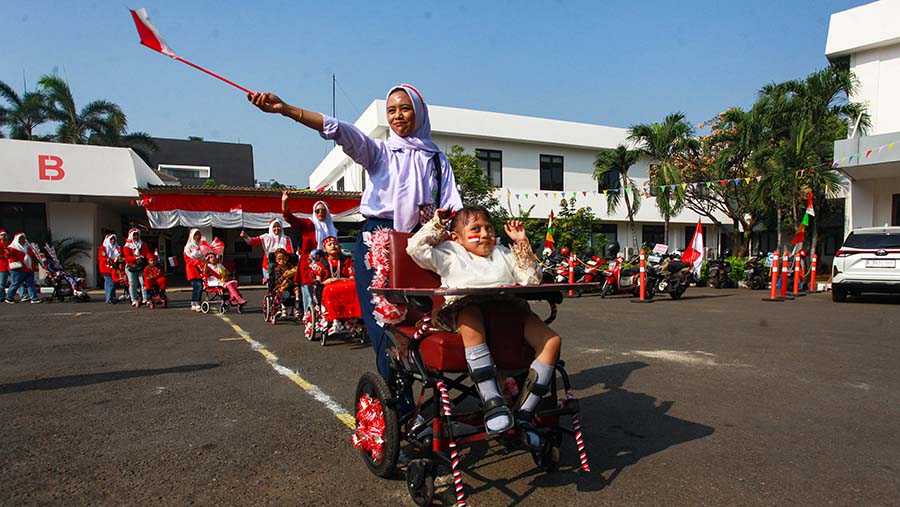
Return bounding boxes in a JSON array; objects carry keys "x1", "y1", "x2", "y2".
[
  {"x1": 532, "y1": 432, "x2": 561, "y2": 473},
  {"x1": 406, "y1": 458, "x2": 435, "y2": 507},
  {"x1": 200, "y1": 301, "x2": 210, "y2": 314}
]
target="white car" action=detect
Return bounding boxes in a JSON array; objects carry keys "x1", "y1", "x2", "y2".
[{"x1": 832, "y1": 226, "x2": 900, "y2": 302}]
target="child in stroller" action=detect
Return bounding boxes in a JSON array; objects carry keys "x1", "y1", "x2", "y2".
[
  {"x1": 40, "y1": 248, "x2": 90, "y2": 303},
  {"x1": 142, "y1": 253, "x2": 168, "y2": 309},
  {"x1": 201, "y1": 252, "x2": 246, "y2": 314},
  {"x1": 111, "y1": 257, "x2": 130, "y2": 302},
  {"x1": 303, "y1": 236, "x2": 365, "y2": 344},
  {"x1": 263, "y1": 248, "x2": 299, "y2": 323}
]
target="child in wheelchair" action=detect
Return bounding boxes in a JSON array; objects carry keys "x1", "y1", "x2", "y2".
[
  {"x1": 308, "y1": 235, "x2": 362, "y2": 337},
  {"x1": 407, "y1": 206, "x2": 560, "y2": 447},
  {"x1": 142, "y1": 253, "x2": 168, "y2": 308},
  {"x1": 270, "y1": 248, "x2": 300, "y2": 319},
  {"x1": 202, "y1": 252, "x2": 247, "y2": 309}
]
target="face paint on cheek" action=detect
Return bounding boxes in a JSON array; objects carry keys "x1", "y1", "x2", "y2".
[{"x1": 467, "y1": 235, "x2": 481, "y2": 243}]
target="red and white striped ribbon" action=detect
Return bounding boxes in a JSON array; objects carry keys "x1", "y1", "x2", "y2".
[
  {"x1": 413, "y1": 315, "x2": 432, "y2": 341},
  {"x1": 566, "y1": 387, "x2": 591, "y2": 472},
  {"x1": 436, "y1": 380, "x2": 466, "y2": 506}
]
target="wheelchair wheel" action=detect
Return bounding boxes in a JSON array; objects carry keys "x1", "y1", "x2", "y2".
[
  {"x1": 303, "y1": 307, "x2": 316, "y2": 341},
  {"x1": 405, "y1": 458, "x2": 435, "y2": 507},
  {"x1": 236, "y1": 303, "x2": 244, "y2": 314},
  {"x1": 218, "y1": 303, "x2": 228, "y2": 315},
  {"x1": 532, "y1": 429, "x2": 561, "y2": 473},
  {"x1": 263, "y1": 297, "x2": 272, "y2": 322},
  {"x1": 354, "y1": 371, "x2": 399, "y2": 478},
  {"x1": 200, "y1": 301, "x2": 211, "y2": 314}
]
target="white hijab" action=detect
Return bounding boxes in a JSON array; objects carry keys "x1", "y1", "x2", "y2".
[
  {"x1": 102, "y1": 234, "x2": 121, "y2": 260},
  {"x1": 261, "y1": 218, "x2": 291, "y2": 252},
  {"x1": 125, "y1": 229, "x2": 143, "y2": 256},
  {"x1": 9, "y1": 233, "x2": 34, "y2": 269},
  {"x1": 184, "y1": 228, "x2": 204, "y2": 259},
  {"x1": 311, "y1": 201, "x2": 337, "y2": 249}
]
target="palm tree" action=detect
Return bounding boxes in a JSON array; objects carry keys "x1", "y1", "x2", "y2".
[
  {"x1": 0, "y1": 80, "x2": 50, "y2": 140},
  {"x1": 628, "y1": 113, "x2": 696, "y2": 244},
  {"x1": 594, "y1": 144, "x2": 641, "y2": 248},
  {"x1": 38, "y1": 74, "x2": 156, "y2": 160}
]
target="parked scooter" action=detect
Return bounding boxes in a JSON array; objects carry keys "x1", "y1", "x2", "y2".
[
  {"x1": 570, "y1": 247, "x2": 608, "y2": 297},
  {"x1": 598, "y1": 242, "x2": 649, "y2": 298},
  {"x1": 709, "y1": 250, "x2": 736, "y2": 289},
  {"x1": 743, "y1": 252, "x2": 768, "y2": 290},
  {"x1": 653, "y1": 251, "x2": 693, "y2": 300}
]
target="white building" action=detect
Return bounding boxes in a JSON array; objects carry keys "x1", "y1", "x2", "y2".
[
  {"x1": 826, "y1": 0, "x2": 900, "y2": 230},
  {"x1": 310, "y1": 101, "x2": 728, "y2": 253}
]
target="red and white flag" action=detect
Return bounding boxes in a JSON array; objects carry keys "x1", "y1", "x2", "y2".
[
  {"x1": 129, "y1": 8, "x2": 175, "y2": 58},
  {"x1": 681, "y1": 220, "x2": 705, "y2": 277}
]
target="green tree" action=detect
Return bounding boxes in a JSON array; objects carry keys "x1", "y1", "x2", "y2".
[
  {"x1": 554, "y1": 197, "x2": 606, "y2": 257},
  {"x1": 38, "y1": 74, "x2": 156, "y2": 161},
  {"x1": 0, "y1": 80, "x2": 50, "y2": 140},
  {"x1": 593, "y1": 144, "x2": 641, "y2": 248},
  {"x1": 628, "y1": 113, "x2": 696, "y2": 244}
]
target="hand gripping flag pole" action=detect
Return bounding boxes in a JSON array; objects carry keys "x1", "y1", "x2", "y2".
[{"x1": 129, "y1": 8, "x2": 254, "y2": 95}]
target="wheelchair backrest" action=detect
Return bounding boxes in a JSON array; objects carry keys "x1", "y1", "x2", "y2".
[{"x1": 389, "y1": 232, "x2": 442, "y2": 325}]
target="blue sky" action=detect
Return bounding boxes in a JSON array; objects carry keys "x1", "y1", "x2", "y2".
[{"x1": 2, "y1": 0, "x2": 868, "y2": 187}]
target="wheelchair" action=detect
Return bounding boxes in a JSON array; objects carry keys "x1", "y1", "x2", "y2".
[
  {"x1": 352, "y1": 231, "x2": 595, "y2": 506},
  {"x1": 303, "y1": 279, "x2": 367, "y2": 346},
  {"x1": 200, "y1": 280, "x2": 244, "y2": 314},
  {"x1": 261, "y1": 252, "x2": 301, "y2": 325}
]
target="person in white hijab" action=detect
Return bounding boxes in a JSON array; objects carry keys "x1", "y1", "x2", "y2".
[
  {"x1": 311, "y1": 200, "x2": 338, "y2": 250},
  {"x1": 5, "y1": 233, "x2": 41, "y2": 303},
  {"x1": 241, "y1": 218, "x2": 294, "y2": 281},
  {"x1": 123, "y1": 228, "x2": 150, "y2": 307},
  {"x1": 183, "y1": 228, "x2": 206, "y2": 311}
]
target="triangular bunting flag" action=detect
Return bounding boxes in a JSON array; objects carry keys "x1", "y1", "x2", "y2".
[
  {"x1": 865, "y1": 149, "x2": 872, "y2": 158},
  {"x1": 756, "y1": 176, "x2": 762, "y2": 182},
  {"x1": 745, "y1": 177, "x2": 751, "y2": 184}
]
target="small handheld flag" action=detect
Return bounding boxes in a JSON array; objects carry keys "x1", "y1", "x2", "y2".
[{"x1": 129, "y1": 8, "x2": 253, "y2": 94}]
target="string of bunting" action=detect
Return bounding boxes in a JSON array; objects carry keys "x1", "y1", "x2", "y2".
[{"x1": 492, "y1": 136, "x2": 898, "y2": 202}]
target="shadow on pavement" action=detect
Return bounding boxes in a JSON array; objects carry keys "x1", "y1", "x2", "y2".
[
  {"x1": 0, "y1": 363, "x2": 221, "y2": 394},
  {"x1": 450, "y1": 362, "x2": 714, "y2": 505}
]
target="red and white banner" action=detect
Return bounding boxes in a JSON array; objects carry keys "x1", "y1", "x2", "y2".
[
  {"x1": 139, "y1": 192, "x2": 360, "y2": 229},
  {"x1": 129, "y1": 8, "x2": 176, "y2": 57}
]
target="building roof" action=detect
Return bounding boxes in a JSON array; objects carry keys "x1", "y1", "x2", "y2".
[
  {"x1": 142, "y1": 184, "x2": 362, "y2": 199},
  {"x1": 826, "y1": 0, "x2": 900, "y2": 60}
]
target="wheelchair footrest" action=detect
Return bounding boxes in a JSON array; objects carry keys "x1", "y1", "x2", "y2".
[{"x1": 535, "y1": 399, "x2": 580, "y2": 418}]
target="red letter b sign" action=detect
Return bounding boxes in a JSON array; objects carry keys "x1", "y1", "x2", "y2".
[{"x1": 38, "y1": 155, "x2": 66, "y2": 181}]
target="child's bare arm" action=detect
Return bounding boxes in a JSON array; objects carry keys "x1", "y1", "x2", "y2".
[{"x1": 505, "y1": 220, "x2": 541, "y2": 285}]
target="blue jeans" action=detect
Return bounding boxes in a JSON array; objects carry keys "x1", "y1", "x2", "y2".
[
  {"x1": 301, "y1": 284, "x2": 313, "y2": 310},
  {"x1": 126, "y1": 269, "x2": 145, "y2": 303},
  {"x1": 191, "y1": 278, "x2": 203, "y2": 304},
  {"x1": 7, "y1": 270, "x2": 38, "y2": 302},
  {"x1": 0, "y1": 270, "x2": 8, "y2": 300},
  {"x1": 354, "y1": 217, "x2": 393, "y2": 379},
  {"x1": 103, "y1": 275, "x2": 115, "y2": 302}
]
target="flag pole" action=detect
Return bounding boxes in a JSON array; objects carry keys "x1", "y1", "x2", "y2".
[{"x1": 172, "y1": 56, "x2": 253, "y2": 95}]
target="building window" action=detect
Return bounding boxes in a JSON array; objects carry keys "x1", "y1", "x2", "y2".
[
  {"x1": 336, "y1": 177, "x2": 345, "y2": 192},
  {"x1": 598, "y1": 171, "x2": 619, "y2": 191},
  {"x1": 158, "y1": 164, "x2": 210, "y2": 180},
  {"x1": 540, "y1": 155, "x2": 563, "y2": 191},
  {"x1": 476, "y1": 149, "x2": 503, "y2": 187},
  {"x1": 642, "y1": 225, "x2": 665, "y2": 247}
]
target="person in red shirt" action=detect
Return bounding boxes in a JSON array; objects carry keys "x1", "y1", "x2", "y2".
[
  {"x1": 122, "y1": 228, "x2": 151, "y2": 307},
  {"x1": 5, "y1": 233, "x2": 41, "y2": 304},
  {"x1": 142, "y1": 254, "x2": 167, "y2": 300},
  {"x1": 240, "y1": 218, "x2": 293, "y2": 283},
  {"x1": 0, "y1": 230, "x2": 10, "y2": 302},
  {"x1": 98, "y1": 234, "x2": 122, "y2": 304},
  {"x1": 281, "y1": 191, "x2": 333, "y2": 312},
  {"x1": 183, "y1": 228, "x2": 206, "y2": 312},
  {"x1": 311, "y1": 236, "x2": 359, "y2": 333}
]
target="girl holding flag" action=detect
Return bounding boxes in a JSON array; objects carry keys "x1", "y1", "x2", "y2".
[
  {"x1": 240, "y1": 218, "x2": 293, "y2": 283},
  {"x1": 248, "y1": 84, "x2": 463, "y2": 380}
]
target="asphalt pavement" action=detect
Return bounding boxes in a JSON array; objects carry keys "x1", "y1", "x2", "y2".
[{"x1": 1, "y1": 287, "x2": 898, "y2": 506}]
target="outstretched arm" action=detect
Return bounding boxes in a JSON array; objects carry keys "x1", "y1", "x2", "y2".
[{"x1": 248, "y1": 92, "x2": 324, "y2": 132}]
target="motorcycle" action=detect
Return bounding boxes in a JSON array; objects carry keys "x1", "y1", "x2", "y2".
[
  {"x1": 571, "y1": 249, "x2": 608, "y2": 297},
  {"x1": 599, "y1": 254, "x2": 650, "y2": 298},
  {"x1": 743, "y1": 253, "x2": 768, "y2": 290},
  {"x1": 709, "y1": 251, "x2": 736, "y2": 289},
  {"x1": 652, "y1": 252, "x2": 693, "y2": 300}
]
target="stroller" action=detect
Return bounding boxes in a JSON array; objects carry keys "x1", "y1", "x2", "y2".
[
  {"x1": 39, "y1": 243, "x2": 90, "y2": 303},
  {"x1": 303, "y1": 251, "x2": 366, "y2": 346},
  {"x1": 351, "y1": 231, "x2": 596, "y2": 506},
  {"x1": 201, "y1": 278, "x2": 245, "y2": 314}
]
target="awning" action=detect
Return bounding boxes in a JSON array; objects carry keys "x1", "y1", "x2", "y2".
[{"x1": 138, "y1": 187, "x2": 362, "y2": 229}]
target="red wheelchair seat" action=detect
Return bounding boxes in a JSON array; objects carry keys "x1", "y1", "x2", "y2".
[{"x1": 388, "y1": 232, "x2": 534, "y2": 373}]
